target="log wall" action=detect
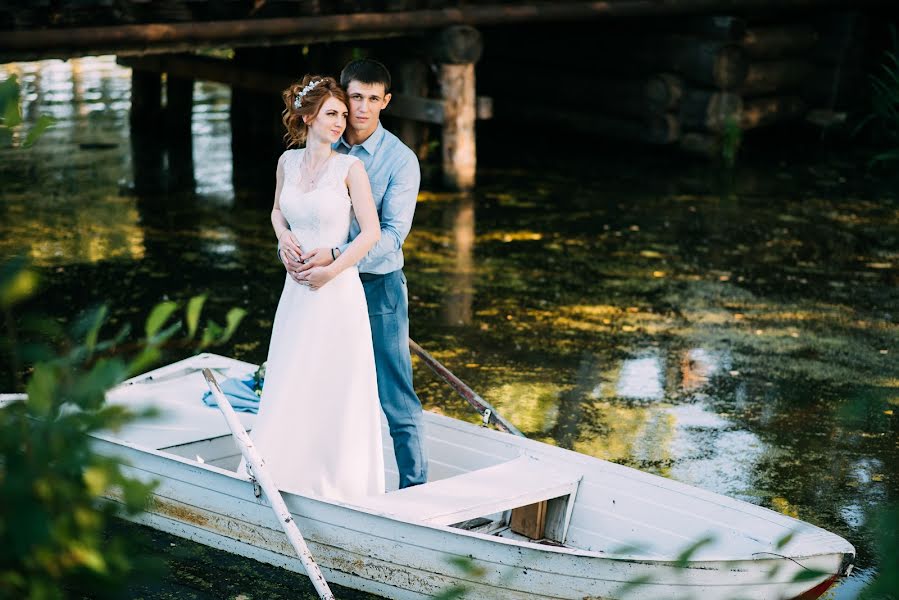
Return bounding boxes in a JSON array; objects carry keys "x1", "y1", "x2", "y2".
[{"x1": 478, "y1": 8, "x2": 877, "y2": 159}]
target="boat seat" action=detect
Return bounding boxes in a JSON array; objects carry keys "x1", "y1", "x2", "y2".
[{"x1": 361, "y1": 455, "x2": 582, "y2": 533}]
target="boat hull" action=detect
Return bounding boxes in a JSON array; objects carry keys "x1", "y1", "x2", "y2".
[{"x1": 95, "y1": 435, "x2": 849, "y2": 600}]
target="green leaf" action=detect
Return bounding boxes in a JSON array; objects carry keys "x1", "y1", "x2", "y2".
[
  {"x1": 127, "y1": 346, "x2": 162, "y2": 377},
  {"x1": 219, "y1": 307, "x2": 247, "y2": 343},
  {"x1": 119, "y1": 476, "x2": 157, "y2": 514},
  {"x1": 775, "y1": 531, "x2": 795, "y2": 550},
  {"x1": 0, "y1": 258, "x2": 39, "y2": 308},
  {"x1": 447, "y1": 555, "x2": 486, "y2": 578},
  {"x1": 144, "y1": 301, "x2": 178, "y2": 339},
  {"x1": 154, "y1": 320, "x2": 182, "y2": 345},
  {"x1": 0, "y1": 75, "x2": 21, "y2": 128},
  {"x1": 185, "y1": 294, "x2": 206, "y2": 339},
  {"x1": 616, "y1": 575, "x2": 653, "y2": 596},
  {"x1": 22, "y1": 115, "x2": 54, "y2": 148},
  {"x1": 870, "y1": 148, "x2": 899, "y2": 167},
  {"x1": 790, "y1": 568, "x2": 830, "y2": 583},
  {"x1": 82, "y1": 306, "x2": 108, "y2": 354},
  {"x1": 0, "y1": 75, "x2": 19, "y2": 116},
  {"x1": 432, "y1": 585, "x2": 467, "y2": 600},
  {"x1": 25, "y1": 364, "x2": 57, "y2": 417},
  {"x1": 71, "y1": 358, "x2": 127, "y2": 410},
  {"x1": 674, "y1": 535, "x2": 715, "y2": 568},
  {"x1": 200, "y1": 320, "x2": 223, "y2": 349}
]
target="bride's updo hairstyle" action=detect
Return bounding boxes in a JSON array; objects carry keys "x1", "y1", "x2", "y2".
[{"x1": 281, "y1": 75, "x2": 348, "y2": 148}]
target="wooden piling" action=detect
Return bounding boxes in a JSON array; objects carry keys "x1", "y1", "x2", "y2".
[
  {"x1": 165, "y1": 73, "x2": 195, "y2": 189},
  {"x1": 129, "y1": 68, "x2": 165, "y2": 194},
  {"x1": 130, "y1": 69, "x2": 162, "y2": 130},
  {"x1": 394, "y1": 58, "x2": 431, "y2": 160},
  {"x1": 434, "y1": 25, "x2": 482, "y2": 190},
  {"x1": 439, "y1": 63, "x2": 477, "y2": 190}
]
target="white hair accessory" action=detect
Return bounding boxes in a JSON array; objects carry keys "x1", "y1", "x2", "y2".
[{"x1": 293, "y1": 79, "x2": 324, "y2": 109}]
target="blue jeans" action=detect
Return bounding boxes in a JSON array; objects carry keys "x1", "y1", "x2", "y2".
[{"x1": 360, "y1": 269, "x2": 428, "y2": 488}]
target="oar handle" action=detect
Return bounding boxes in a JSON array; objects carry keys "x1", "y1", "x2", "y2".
[
  {"x1": 202, "y1": 369, "x2": 335, "y2": 600},
  {"x1": 408, "y1": 339, "x2": 524, "y2": 437}
]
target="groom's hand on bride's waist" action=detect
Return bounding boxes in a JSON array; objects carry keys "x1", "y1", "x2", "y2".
[
  {"x1": 296, "y1": 247, "x2": 336, "y2": 272},
  {"x1": 297, "y1": 265, "x2": 336, "y2": 290}
]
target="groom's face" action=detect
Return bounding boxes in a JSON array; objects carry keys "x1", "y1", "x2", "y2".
[{"x1": 345, "y1": 80, "x2": 391, "y2": 137}]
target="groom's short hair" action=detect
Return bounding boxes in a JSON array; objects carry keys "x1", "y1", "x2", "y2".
[{"x1": 340, "y1": 59, "x2": 392, "y2": 93}]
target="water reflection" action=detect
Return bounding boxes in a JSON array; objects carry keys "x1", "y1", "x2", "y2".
[
  {"x1": 442, "y1": 192, "x2": 475, "y2": 326},
  {"x1": 615, "y1": 352, "x2": 665, "y2": 399}
]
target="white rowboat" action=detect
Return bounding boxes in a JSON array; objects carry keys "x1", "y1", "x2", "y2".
[{"x1": 75, "y1": 353, "x2": 854, "y2": 599}]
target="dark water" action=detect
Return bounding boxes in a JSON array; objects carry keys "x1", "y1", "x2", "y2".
[{"x1": 1, "y1": 57, "x2": 897, "y2": 599}]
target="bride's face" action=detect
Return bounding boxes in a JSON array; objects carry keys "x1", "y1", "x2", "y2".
[{"x1": 305, "y1": 96, "x2": 348, "y2": 144}]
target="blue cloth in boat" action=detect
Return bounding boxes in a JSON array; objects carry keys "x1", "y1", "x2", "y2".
[{"x1": 202, "y1": 377, "x2": 261, "y2": 413}]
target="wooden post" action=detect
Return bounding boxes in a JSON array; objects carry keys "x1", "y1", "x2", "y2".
[
  {"x1": 129, "y1": 68, "x2": 164, "y2": 194},
  {"x1": 394, "y1": 58, "x2": 430, "y2": 160},
  {"x1": 439, "y1": 62, "x2": 476, "y2": 190},
  {"x1": 434, "y1": 25, "x2": 482, "y2": 190},
  {"x1": 165, "y1": 73, "x2": 194, "y2": 190},
  {"x1": 130, "y1": 68, "x2": 162, "y2": 130},
  {"x1": 229, "y1": 48, "x2": 291, "y2": 202}
]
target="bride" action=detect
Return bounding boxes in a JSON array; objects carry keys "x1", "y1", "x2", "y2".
[{"x1": 244, "y1": 75, "x2": 385, "y2": 502}]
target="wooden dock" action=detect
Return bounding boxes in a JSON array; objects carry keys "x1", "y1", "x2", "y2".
[{"x1": 1, "y1": 0, "x2": 895, "y2": 187}]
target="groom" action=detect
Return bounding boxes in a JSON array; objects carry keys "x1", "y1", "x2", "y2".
[{"x1": 286, "y1": 59, "x2": 428, "y2": 490}]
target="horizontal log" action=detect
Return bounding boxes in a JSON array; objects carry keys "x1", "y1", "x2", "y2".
[
  {"x1": 119, "y1": 54, "x2": 491, "y2": 124},
  {"x1": 739, "y1": 59, "x2": 814, "y2": 96},
  {"x1": 740, "y1": 95, "x2": 806, "y2": 129},
  {"x1": 679, "y1": 89, "x2": 742, "y2": 132},
  {"x1": 510, "y1": 106, "x2": 680, "y2": 144},
  {"x1": 679, "y1": 132, "x2": 723, "y2": 157},
  {"x1": 1, "y1": 1, "x2": 888, "y2": 62},
  {"x1": 586, "y1": 113, "x2": 681, "y2": 145},
  {"x1": 742, "y1": 25, "x2": 819, "y2": 59},
  {"x1": 478, "y1": 64, "x2": 684, "y2": 119},
  {"x1": 589, "y1": 36, "x2": 749, "y2": 89},
  {"x1": 388, "y1": 94, "x2": 493, "y2": 123},
  {"x1": 679, "y1": 16, "x2": 747, "y2": 41},
  {"x1": 121, "y1": 54, "x2": 286, "y2": 94}
]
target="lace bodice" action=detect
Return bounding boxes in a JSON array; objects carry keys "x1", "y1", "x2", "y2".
[{"x1": 279, "y1": 150, "x2": 358, "y2": 250}]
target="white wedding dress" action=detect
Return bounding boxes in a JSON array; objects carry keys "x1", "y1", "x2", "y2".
[{"x1": 244, "y1": 149, "x2": 385, "y2": 503}]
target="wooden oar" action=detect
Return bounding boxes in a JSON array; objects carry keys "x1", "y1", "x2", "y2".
[
  {"x1": 408, "y1": 339, "x2": 524, "y2": 438},
  {"x1": 202, "y1": 369, "x2": 335, "y2": 600}
]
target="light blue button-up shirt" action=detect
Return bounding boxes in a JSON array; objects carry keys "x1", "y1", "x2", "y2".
[{"x1": 334, "y1": 123, "x2": 421, "y2": 275}]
